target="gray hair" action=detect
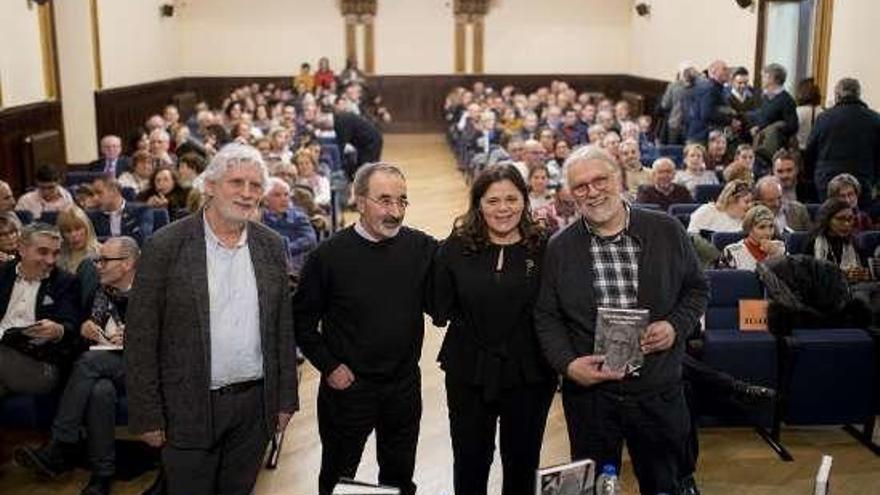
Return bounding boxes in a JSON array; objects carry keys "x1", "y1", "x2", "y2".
[
  {"x1": 353, "y1": 162, "x2": 406, "y2": 198},
  {"x1": 105, "y1": 235, "x2": 141, "y2": 261},
  {"x1": 265, "y1": 176, "x2": 291, "y2": 196},
  {"x1": 754, "y1": 175, "x2": 783, "y2": 199},
  {"x1": 834, "y1": 78, "x2": 861, "y2": 102},
  {"x1": 20, "y1": 222, "x2": 62, "y2": 245},
  {"x1": 201, "y1": 142, "x2": 270, "y2": 188},
  {"x1": 149, "y1": 128, "x2": 170, "y2": 142},
  {"x1": 763, "y1": 63, "x2": 787, "y2": 86},
  {"x1": 651, "y1": 157, "x2": 676, "y2": 171},
  {"x1": 562, "y1": 145, "x2": 620, "y2": 186},
  {"x1": 827, "y1": 173, "x2": 861, "y2": 197}
]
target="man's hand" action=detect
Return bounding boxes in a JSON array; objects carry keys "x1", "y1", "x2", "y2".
[
  {"x1": 109, "y1": 332, "x2": 125, "y2": 346},
  {"x1": 640, "y1": 320, "x2": 676, "y2": 354},
  {"x1": 277, "y1": 412, "x2": 293, "y2": 433},
  {"x1": 23, "y1": 319, "x2": 64, "y2": 344},
  {"x1": 140, "y1": 429, "x2": 165, "y2": 448},
  {"x1": 81, "y1": 320, "x2": 103, "y2": 343},
  {"x1": 566, "y1": 355, "x2": 625, "y2": 387},
  {"x1": 326, "y1": 364, "x2": 355, "y2": 390}
]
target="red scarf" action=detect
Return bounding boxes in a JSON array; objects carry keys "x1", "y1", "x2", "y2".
[{"x1": 744, "y1": 237, "x2": 768, "y2": 262}]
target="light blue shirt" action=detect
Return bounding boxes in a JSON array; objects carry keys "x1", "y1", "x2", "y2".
[{"x1": 204, "y1": 214, "x2": 263, "y2": 389}]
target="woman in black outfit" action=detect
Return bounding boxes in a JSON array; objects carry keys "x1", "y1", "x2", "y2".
[{"x1": 432, "y1": 165, "x2": 557, "y2": 495}]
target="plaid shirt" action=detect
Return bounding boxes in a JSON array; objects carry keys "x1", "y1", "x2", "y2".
[{"x1": 587, "y1": 207, "x2": 641, "y2": 309}]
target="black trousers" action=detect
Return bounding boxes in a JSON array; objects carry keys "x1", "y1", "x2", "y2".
[
  {"x1": 162, "y1": 380, "x2": 269, "y2": 495},
  {"x1": 445, "y1": 376, "x2": 556, "y2": 495},
  {"x1": 317, "y1": 370, "x2": 421, "y2": 495},
  {"x1": 561, "y1": 381, "x2": 690, "y2": 495}
]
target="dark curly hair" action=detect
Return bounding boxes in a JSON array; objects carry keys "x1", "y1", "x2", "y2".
[{"x1": 453, "y1": 164, "x2": 544, "y2": 254}]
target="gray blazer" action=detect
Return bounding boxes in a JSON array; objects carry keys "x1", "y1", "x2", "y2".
[{"x1": 125, "y1": 212, "x2": 298, "y2": 448}]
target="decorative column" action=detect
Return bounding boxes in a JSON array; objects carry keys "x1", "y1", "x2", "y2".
[
  {"x1": 340, "y1": 0, "x2": 377, "y2": 74},
  {"x1": 453, "y1": 0, "x2": 489, "y2": 74}
]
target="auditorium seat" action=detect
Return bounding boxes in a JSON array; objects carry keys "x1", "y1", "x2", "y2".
[
  {"x1": 784, "y1": 231, "x2": 812, "y2": 255},
  {"x1": 656, "y1": 144, "x2": 684, "y2": 168},
  {"x1": 39, "y1": 211, "x2": 59, "y2": 225},
  {"x1": 66, "y1": 171, "x2": 105, "y2": 187},
  {"x1": 14, "y1": 210, "x2": 33, "y2": 225},
  {"x1": 695, "y1": 184, "x2": 724, "y2": 204},
  {"x1": 855, "y1": 230, "x2": 879, "y2": 259},
  {"x1": 711, "y1": 231, "x2": 745, "y2": 251},
  {"x1": 153, "y1": 208, "x2": 170, "y2": 231},
  {"x1": 668, "y1": 203, "x2": 700, "y2": 216},
  {"x1": 805, "y1": 203, "x2": 822, "y2": 221},
  {"x1": 0, "y1": 393, "x2": 59, "y2": 429},
  {"x1": 632, "y1": 203, "x2": 661, "y2": 211}
]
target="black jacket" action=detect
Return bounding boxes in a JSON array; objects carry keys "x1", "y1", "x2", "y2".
[
  {"x1": 333, "y1": 111, "x2": 383, "y2": 166},
  {"x1": 88, "y1": 202, "x2": 154, "y2": 246},
  {"x1": 87, "y1": 156, "x2": 131, "y2": 177},
  {"x1": 686, "y1": 78, "x2": 731, "y2": 143},
  {"x1": 0, "y1": 261, "x2": 81, "y2": 366},
  {"x1": 804, "y1": 97, "x2": 880, "y2": 203},
  {"x1": 747, "y1": 90, "x2": 798, "y2": 136},
  {"x1": 534, "y1": 209, "x2": 709, "y2": 396}
]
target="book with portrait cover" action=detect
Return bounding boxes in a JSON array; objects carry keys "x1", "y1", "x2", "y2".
[
  {"x1": 535, "y1": 458, "x2": 595, "y2": 495},
  {"x1": 594, "y1": 307, "x2": 650, "y2": 375}
]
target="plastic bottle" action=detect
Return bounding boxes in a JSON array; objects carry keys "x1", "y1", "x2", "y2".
[{"x1": 595, "y1": 464, "x2": 620, "y2": 495}]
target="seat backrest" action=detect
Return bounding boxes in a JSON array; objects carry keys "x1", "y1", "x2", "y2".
[
  {"x1": 656, "y1": 144, "x2": 684, "y2": 168},
  {"x1": 65, "y1": 170, "x2": 104, "y2": 187},
  {"x1": 695, "y1": 184, "x2": 724, "y2": 203},
  {"x1": 14, "y1": 210, "x2": 33, "y2": 225},
  {"x1": 855, "y1": 230, "x2": 880, "y2": 259},
  {"x1": 633, "y1": 203, "x2": 661, "y2": 211},
  {"x1": 705, "y1": 269, "x2": 763, "y2": 330},
  {"x1": 805, "y1": 203, "x2": 822, "y2": 221},
  {"x1": 785, "y1": 231, "x2": 812, "y2": 255},
  {"x1": 711, "y1": 231, "x2": 746, "y2": 251},
  {"x1": 668, "y1": 203, "x2": 700, "y2": 216},
  {"x1": 153, "y1": 208, "x2": 170, "y2": 231}
]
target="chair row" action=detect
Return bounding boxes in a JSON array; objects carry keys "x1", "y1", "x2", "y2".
[{"x1": 15, "y1": 204, "x2": 171, "y2": 234}]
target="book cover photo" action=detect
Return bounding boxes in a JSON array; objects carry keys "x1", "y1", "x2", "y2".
[{"x1": 594, "y1": 307, "x2": 650, "y2": 375}]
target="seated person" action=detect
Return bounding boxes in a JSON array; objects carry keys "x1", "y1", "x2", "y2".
[
  {"x1": 294, "y1": 151, "x2": 331, "y2": 210},
  {"x1": 87, "y1": 135, "x2": 130, "y2": 177},
  {"x1": 706, "y1": 129, "x2": 729, "y2": 171},
  {"x1": 826, "y1": 173, "x2": 873, "y2": 233},
  {"x1": 753, "y1": 175, "x2": 811, "y2": 233},
  {"x1": 532, "y1": 186, "x2": 577, "y2": 235},
  {"x1": 807, "y1": 198, "x2": 871, "y2": 283},
  {"x1": 636, "y1": 158, "x2": 694, "y2": 211},
  {"x1": 675, "y1": 143, "x2": 719, "y2": 197},
  {"x1": 177, "y1": 153, "x2": 207, "y2": 189},
  {"x1": 528, "y1": 164, "x2": 554, "y2": 211},
  {"x1": 136, "y1": 166, "x2": 191, "y2": 221},
  {"x1": 262, "y1": 178, "x2": 318, "y2": 277},
  {"x1": 15, "y1": 164, "x2": 75, "y2": 221},
  {"x1": 722, "y1": 144, "x2": 755, "y2": 185},
  {"x1": 117, "y1": 150, "x2": 154, "y2": 195},
  {"x1": 0, "y1": 213, "x2": 21, "y2": 263},
  {"x1": 90, "y1": 176, "x2": 154, "y2": 245},
  {"x1": 688, "y1": 179, "x2": 753, "y2": 234},
  {"x1": 619, "y1": 138, "x2": 651, "y2": 196},
  {"x1": 56, "y1": 207, "x2": 101, "y2": 307},
  {"x1": 0, "y1": 180, "x2": 16, "y2": 216},
  {"x1": 0, "y1": 223, "x2": 79, "y2": 399},
  {"x1": 14, "y1": 237, "x2": 139, "y2": 495},
  {"x1": 717, "y1": 205, "x2": 786, "y2": 270}
]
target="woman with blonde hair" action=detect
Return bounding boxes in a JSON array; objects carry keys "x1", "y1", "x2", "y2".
[
  {"x1": 687, "y1": 179, "x2": 753, "y2": 234},
  {"x1": 674, "y1": 143, "x2": 719, "y2": 196},
  {"x1": 56, "y1": 206, "x2": 101, "y2": 304}
]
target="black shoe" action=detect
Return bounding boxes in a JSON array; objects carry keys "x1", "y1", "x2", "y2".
[
  {"x1": 80, "y1": 474, "x2": 113, "y2": 495},
  {"x1": 680, "y1": 474, "x2": 701, "y2": 495},
  {"x1": 732, "y1": 380, "x2": 777, "y2": 404},
  {"x1": 14, "y1": 440, "x2": 77, "y2": 478}
]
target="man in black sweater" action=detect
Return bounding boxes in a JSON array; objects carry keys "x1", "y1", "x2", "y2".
[
  {"x1": 294, "y1": 162, "x2": 436, "y2": 495},
  {"x1": 748, "y1": 63, "x2": 798, "y2": 176},
  {"x1": 535, "y1": 146, "x2": 709, "y2": 495}
]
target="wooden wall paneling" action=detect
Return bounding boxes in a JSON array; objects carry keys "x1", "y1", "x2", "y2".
[
  {"x1": 0, "y1": 101, "x2": 64, "y2": 194},
  {"x1": 93, "y1": 78, "x2": 181, "y2": 146}
]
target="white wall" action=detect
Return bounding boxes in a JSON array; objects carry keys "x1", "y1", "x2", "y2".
[
  {"x1": 827, "y1": 0, "x2": 880, "y2": 108},
  {"x1": 97, "y1": 0, "x2": 177, "y2": 87},
  {"x1": 375, "y1": 0, "x2": 453, "y2": 74},
  {"x1": 55, "y1": 0, "x2": 98, "y2": 162},
  {"x1": 0, "y1": 1, "x2": 46, "y2": 107},
  {"x1": 485, "y1": 0, "x2": 631, "y2": 74},
  {"x1": 629, "y1": 0, "x2": 758, "y2": 80},
  {"x1": 173, "y1": 0, "x2": 345, "y2": 76}
]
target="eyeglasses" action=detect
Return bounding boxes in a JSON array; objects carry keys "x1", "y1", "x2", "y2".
[
  {"x1": 571, "y1": 175, "x2": 612, "y2": 196},
  {"x1": 0, "y1": 230, "x2": 18, "y2": 238},
  {"x1": 365, "y1": 196, "x2": 409, "y2": 209},
  {"x1": 93, "y1": 256, "x2": 129, "y2": 265}
]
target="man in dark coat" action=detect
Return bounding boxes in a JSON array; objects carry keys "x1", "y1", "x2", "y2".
[
  {"x1": 331, "y1": 111, "x2": 384, "y2": 178},
  {"x1": 685, "y1": 60, "x2": 734, "y2": 143},
  {"x1": 804, "y1": 77, "x2": 880, "y2": 205},
  {"x1": 747, "y1": 63, "x2": 798, "y2": 175}
]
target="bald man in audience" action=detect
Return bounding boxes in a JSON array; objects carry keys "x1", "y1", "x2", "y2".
[
  {"x1": 89, "y1": 135, "x2": 130, "y2": 177},
  {"x1": 636, "y1": 158, "x2": 695, "y2": 212},
  {"x1": 753, "y1": 175, "x2": 811, "y2": 234}
]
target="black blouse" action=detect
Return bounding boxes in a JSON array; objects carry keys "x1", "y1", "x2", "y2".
[{"x1": 432, "y1": 235, "x2": 555, "y2": 399}]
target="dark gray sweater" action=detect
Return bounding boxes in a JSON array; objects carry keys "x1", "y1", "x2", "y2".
[{"x1": 534, "y1": 208, "x2": 709, "y2": 396}]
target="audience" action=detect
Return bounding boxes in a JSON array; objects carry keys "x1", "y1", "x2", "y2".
[
  {"x1": 527, "y1": 164, "x2": 554, "y2": 211},
  {"x1": 117, "y1": 150, "x2": 154, "y2": 194},
  {"x1": 137, "y1": 166, "x2": 190, "y2": 220},
  {"x1": 0, "y1": 214, "x2": 21, "y2": 262},
  {"x1": 14, "y1": 237, "x2": 140, "y2": 495},
  {"x1": 688, "y1": 179, "x2": 753, "y2": 234},
  {"x1": 753, "y1": 175, "x2": 811, "y2": 234},
  {"x1": 748, "y1": 63, "x2": 798, "y2": 173},
  {"x1": 91, "y1": 176, "x2": 154, "y2": 245},
  {"x1": 807, "y1": 198, "x2": 871, "y2": 282},
  {"x1": 619, "y1": 138, "x2": 651, "y2": 195},
  {"x1": 56, "y1": 206, "x2": 100, "y2": 293},
  {"x1": 636, "y1": 157, "x2": 694, "y2": 211},
  {"x1": 88, "y1": 135, "x2": 129, "y2": 177},
  {"x1": 262, "y1": 177, "x2": 318, "y2": 277},
  {"x1": 675, "y1": 143, "x2": 720, "y2": 196},
  {"x1": 826, "y1": 173, "x2": 873, "y2": 233},
  {"x1": 805, "y1": 77, "x2": 880, "y2": 205},
  {"x1": 0, "y1": 180, "x2": 15, "y2": 216},
  {"x1": 722, "y1": 144, "x2": 755, "y2": 184},
  {"x1": 15, "y1": 164, "x2": 75, "y2": 220},
  {"x1": 717, "y1": 204, "x2": 786, "y2": 270}
]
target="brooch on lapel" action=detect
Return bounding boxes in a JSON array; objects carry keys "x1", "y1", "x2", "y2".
[
  {"x1": 42, "y1": 294, "x2": 55, "y2": 306},
  {"x1": 525, "y1": 259, "x2": 535, "y2": 277}
]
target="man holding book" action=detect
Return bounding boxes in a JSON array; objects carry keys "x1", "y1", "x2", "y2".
[
  {"x1": 535, "y1": 146, "x2": 709, "y2": 495},
  {"x1": 15, "y1": 236, "x2": 140, "y2": 495}
]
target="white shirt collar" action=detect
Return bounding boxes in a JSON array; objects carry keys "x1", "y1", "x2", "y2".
[
  {"x1": 354, "y1": 219, "x2": 383, "y2": 242},
  {"x1": 203, "y1": 210, "x2": 248, "y2": 249}
]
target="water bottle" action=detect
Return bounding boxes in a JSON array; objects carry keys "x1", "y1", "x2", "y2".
[{"x1": 595, "y1": 464, "x2": 620, "y2": 495}]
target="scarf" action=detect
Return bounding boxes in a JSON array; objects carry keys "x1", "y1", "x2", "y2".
[
  {"x1": 814, "y1": 234, "x2": 860, "y2": 270},
  {"x1": 744, "y1": 237, "x2": 769, "y2": 262}
]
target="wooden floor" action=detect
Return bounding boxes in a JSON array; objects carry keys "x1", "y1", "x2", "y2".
[{"x1": 2, "y1": 134, "x2": 879, "y2": 494}]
